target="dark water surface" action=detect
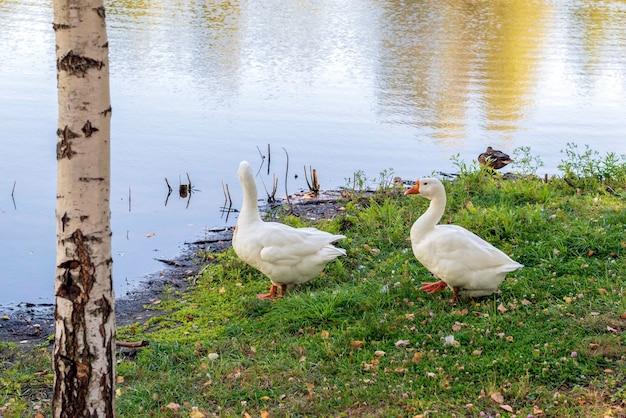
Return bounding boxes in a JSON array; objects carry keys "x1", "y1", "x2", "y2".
[{"x1": 1, "y1": 0, "x2": 625, "y2": 304}]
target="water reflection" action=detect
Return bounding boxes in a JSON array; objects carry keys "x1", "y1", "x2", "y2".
[{"x1": 1, "y1": 0, "x2": 625, "y2": 304}]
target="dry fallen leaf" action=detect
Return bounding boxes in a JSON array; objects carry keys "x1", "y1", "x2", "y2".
[
  {"x1": 260, "y1": 411, "x2": 270, "y2": 418},
  {"x1": 589, "y1": 343, "x2": 599, "y2": 350},
  {"x1": 166, "y1": 402, "x2": 180, "y2": 411},
  {"x1": 497, "y1": 303, "x2": 508, "y2": 314},
  {"x1": 500, "y1": 404, "x2": 514, "y2": 413},
  {"x1": 116, "y1": 376, "x2": 124, "y2": 383},
  {"x1": 471, "y1": 349, "x2": 482, "y2": 356},
  {"x1": 351, "y1": 340, "x2": 364, "y2": 348},
  {"x1": 533, "y1": 405, "x2": 544, "y2": 415},
  {"x1": 598, "y1": 288, "x2": 607, "y2": 295},
  {"x1": 146, "y1": 233, "x2": 156, "y2": 238},
  {"x1": 490, "y1": 391, "x2": 504, "y2": 404},
  {"x1": 374, "y1": 350, "x2": 386, "y2": 357},
  {"x1": 395, "y1": 339, "x2": 411, "y2": 347},
  {"x1": 320, "y1": 330, "x2": 330, "y2": 339}
]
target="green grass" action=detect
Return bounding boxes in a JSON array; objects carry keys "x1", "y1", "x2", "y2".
[{"x1": 2, "y1": 146, "x2": 626, "y2": 417}]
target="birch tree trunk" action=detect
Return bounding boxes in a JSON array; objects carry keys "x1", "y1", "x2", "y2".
[{"x1": 52, "y1": 0, "x2": 115, "y2": 415}]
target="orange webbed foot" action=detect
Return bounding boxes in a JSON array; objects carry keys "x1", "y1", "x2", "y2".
[
  {"x1": 421, "y1": 280, "x2": 448, "y2": 294},
  {"x1": 257, "y1": 284, "x2": 279, "y2": 299}
]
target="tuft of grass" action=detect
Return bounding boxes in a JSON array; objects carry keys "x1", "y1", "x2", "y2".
[{"x1": 2, "y1": 146, "x2": 626, "y2": 417}]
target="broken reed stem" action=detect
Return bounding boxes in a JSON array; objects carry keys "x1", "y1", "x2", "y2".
[{"x1": 282, "y1": 147, "x2": 292, "y2": 213}]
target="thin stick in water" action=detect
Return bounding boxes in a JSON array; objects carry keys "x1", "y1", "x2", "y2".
[{"x1": 11, "y1": 181, "x2": 16, "y2": 210}]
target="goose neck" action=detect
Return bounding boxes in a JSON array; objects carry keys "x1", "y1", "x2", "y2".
[
  {"x1": 240, "y1": 176, "x2": 262, "y2": 223},
  {"x1": 415, "y1": 195, "x2": 446, "y2": 230}
]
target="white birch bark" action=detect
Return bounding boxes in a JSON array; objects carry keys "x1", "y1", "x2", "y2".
[{"x1": 52, "y1": 0, "x2": 115, "y2": 415}]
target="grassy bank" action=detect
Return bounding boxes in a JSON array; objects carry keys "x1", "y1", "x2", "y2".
[{"x1": 2, "y1": 146, "x2": 626, "y2": 417}]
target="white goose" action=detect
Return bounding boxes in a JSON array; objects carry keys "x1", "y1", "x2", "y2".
[
  {"x1": 232, "y1": 161, "x2": 346, "y2": 299},
  {"x1": 404, "y1": 178, "x2": 523, "y2": 302}
]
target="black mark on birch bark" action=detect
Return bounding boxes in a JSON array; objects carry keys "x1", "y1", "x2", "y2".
[
  {"x1": 61, "y1": 212, "x2": 70, "y2": 232},
  {"x1": 56, "y1": 125, "x2": 80, "y2": 160},
  {"x1": 58, "y1": 50, "x2": 104, "y2": 77},
  {"x1": 94, "y1": 6, "x2": 106, "y2": 18},
  {"x1": 56, "y1": 229, "x2": 95, "y2": 302},
  {"x1": 52, "y1": 22, "x2": 71, "y2": 31},
  {"x1": 82, "y1": 120, "x2": 99, "y2": 137},
  {"x1": 101, "y1": 106, "x2": 112, "y2": 117}
]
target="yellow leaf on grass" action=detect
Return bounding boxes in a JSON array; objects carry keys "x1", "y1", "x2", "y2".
[
  {"x1": 189, "y1": 407, "x2": 205, "y2": 418},
  {"x1": 261, "y1": 411, "x2": 270, "y2": 418},
  {"x1": 412, "y1": 351, "x2": 423, "y2": 363},
  {"x1": 320, "y1": 330, "x2": 330, "y2": 339}
]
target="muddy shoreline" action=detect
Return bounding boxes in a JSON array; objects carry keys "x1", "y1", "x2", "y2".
[{"x1": 0, "y1": 228, "x2": 234, "y2": 349}]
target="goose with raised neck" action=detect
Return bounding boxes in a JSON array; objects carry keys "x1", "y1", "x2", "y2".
[
  {"x1": 232, "y1": 160, "x2": 346, "y2": 299},
  {"x1": 405, "y1": 177, "x2": 523, "y2": 302}
]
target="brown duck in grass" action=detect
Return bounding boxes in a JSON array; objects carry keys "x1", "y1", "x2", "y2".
[{"x1": 478, "y1": 147, "x2": 513, "y2": 170}]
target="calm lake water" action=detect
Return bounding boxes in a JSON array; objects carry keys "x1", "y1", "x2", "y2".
[{"x1": 1, "y1": 0, "x2": 625, "y2": 305}]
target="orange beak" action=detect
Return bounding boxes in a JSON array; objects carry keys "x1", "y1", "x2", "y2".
[{"x1": 404, "y1": 181, "x2": 420, "y2": 195}]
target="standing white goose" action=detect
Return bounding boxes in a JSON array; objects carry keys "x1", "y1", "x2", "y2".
[
  {"x1": 404, "y1": 178, "x2": 522, "y2": 302},
  {"x1": 232, "y1": 161, "x2": 346, "y2": 299}
]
